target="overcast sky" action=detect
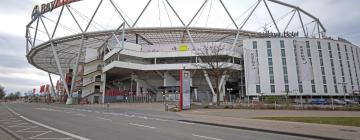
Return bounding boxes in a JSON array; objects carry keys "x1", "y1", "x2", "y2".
[{"x1": 0, "y1": 0, "x2": 359, "y2": 94}]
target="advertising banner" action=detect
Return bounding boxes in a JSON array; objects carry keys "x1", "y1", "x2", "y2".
[{"x1": 180, "y1": 70, "x2": 191, "y2": 110}]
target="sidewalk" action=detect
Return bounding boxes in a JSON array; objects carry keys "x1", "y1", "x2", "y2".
[
  {"x1": 178, "y1": 109, "x2": 360, "y2": 140},
  {"x1": 0, "y1": 127, "x2": 17, "y2": 140}
]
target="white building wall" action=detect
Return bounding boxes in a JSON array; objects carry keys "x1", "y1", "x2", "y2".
[{"x1": 244, "y1": 37, "x2": 359, "y2": 96}]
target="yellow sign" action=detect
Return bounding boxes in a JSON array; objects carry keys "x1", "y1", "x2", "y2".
[{"x1": 179, "y1": 44, "x2": 188, "y2": 52}]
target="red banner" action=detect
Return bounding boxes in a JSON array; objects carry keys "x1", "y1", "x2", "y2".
[
  {"x1": 45, "y1": 84, "x2": 50, "y2": 93},
  {"x1": 40, "y1": 85, "x2": 45, "y2": 93}
]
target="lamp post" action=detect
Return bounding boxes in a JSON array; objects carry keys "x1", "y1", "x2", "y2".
[
  {"x1": 338, "y1": 82, "x2": 347, "y2": 100},
  {"x1": 226, "y1": 88, "x2": 233, "y2": 103},
  {"x1": 292, "y1": 89, "x2": 302, "y2": 109},
  {"x1": 281, "y1": 90, "x2": 290, "y2": 105}
]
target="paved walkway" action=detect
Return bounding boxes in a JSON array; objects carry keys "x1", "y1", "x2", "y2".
[
  {"x1": 60, "y1": 103, "x2": 360, "y2": 139},
  {"x1": 179, "y1": 109, "x2": 360, "y2": 140},
  {"x1": 0, "y1": 128, "x2": 16, "y2": 140}
]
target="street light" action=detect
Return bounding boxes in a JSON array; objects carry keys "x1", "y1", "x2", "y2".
[
  {"x1": 226, "y1": 88, "x2": 233, "y2": 103},
  {"x1": 292, "y1": 89, "x2": 302, "y2": 109},
  {"x1": 338, "y1": 82, "x2": 347, "y2": 100}
]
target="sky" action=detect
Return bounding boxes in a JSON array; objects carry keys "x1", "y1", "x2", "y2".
[{"x1": 0, "y1": 0, "x2": 360, "y2": 94}]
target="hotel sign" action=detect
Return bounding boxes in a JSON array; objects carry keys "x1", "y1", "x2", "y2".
[
  {"x1": 260, "y1": 31, "x2": 299, "y2": 38},
  {"x1": 32, "y1": 0, "x2": 80, "y2": 20}
]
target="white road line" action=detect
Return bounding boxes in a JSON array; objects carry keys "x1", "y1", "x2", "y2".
[
  {"x1": 19, "y1": 115, "x2": 90, "y2": 140},
  {"x1": 177, "y1": 121, "x2": 195, "y2": 125},
  {"x1": 94, "y1": 111, "x2": 100, "y2": 113},
  {"x1": 154, "y1": 118, "x2": 169, "y2": 122},
  {"x1": 8, "y1": 108, "x2": 20, "y2": 116},
  {"x1": 128, "y1": 123, "x2": 156, "y2": 129},
  {"x1": 96, "y1": 117, "x2": 112, "y2": 121},
  {"x1": 192, "y1": 134, "x2": 224, "y2": 140}
]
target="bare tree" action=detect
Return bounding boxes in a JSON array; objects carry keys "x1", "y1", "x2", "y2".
[
  {"x1": 194, "y1": 43, "x2": 235, "y2": 106},
  {"x1": 0, "y1": 85, "x2": 5, "y2": 99}
]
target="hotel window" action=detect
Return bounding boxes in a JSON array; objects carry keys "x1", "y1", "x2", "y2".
[
  {"x1": 267, "y1": 41, "x2": 271, "y2": 48},
  {"x1": 282, "y1": 58, "x2": 287, "y2": 65},
  {"x1": 281, "y1": 49, "x2": 286, "y2": 57},
  {"x1": 269, "y1": 67, "x2": 274, "y2": 75},
  {"x1": 280, "y1": 40, "x2": 285, "y2": 48},
  {"x1": 321, "y1": 67, "x2": 325, "y2": 75},
  {"x1": 256, "y1": 85, "x2": 261, "y2": 93},
  {"x1": 324, "y1": 85, "x2": 328, "y2": 93},
  {"x1": 284, "y1": 76, "x2": 289, "y2": 84},
  {"x1": 299, "y1": 85, "x2": 303, "y2": 93},
  {"x1": 322, "y1": 76, "x2": 327, "y2": 84},
  {"x1": 312, "y1": 85, "x2": 316, "y2": 93},
  {"x1": 317, "y1": 41, "x2": 321, "y2": 49},
  {"x1": 252, "y1": 41, "x2": 257, "y2": 49},
  {"x1": 267, "y1": 49, "x2": 272, "y2": 57},
  {"x1": 283, "y1": 67, "x2": 288, "y2": 75},
  {"x1": 270, "y1": 76, "x2": 275, "y2": 84},
  {"x1": 334, "y1": 85, "x2": 339, "y2": 93},
  {"x1": 285, "y1": 85, "x2": 289, "y2": 92},
  {"x1": 306, "y1": 41, "x2": 310, "y2": 49},
  {"x1": 268, "y1": 58, "x2": 273, "y2": 65},
  {"x1": 271, "y1": 85, "x2": 276, "y2": 93}
]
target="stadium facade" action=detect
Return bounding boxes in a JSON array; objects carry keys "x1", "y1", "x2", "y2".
[{"x1": 26, "y1": 0, "x2": 359, "y2": 104}]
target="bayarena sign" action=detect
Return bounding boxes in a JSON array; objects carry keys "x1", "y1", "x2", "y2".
[{"x1": 32, "y1": 0, "x2": 80, "y2": 20}]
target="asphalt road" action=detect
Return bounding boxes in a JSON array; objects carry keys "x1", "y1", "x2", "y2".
[{"x1": 0, "y1": 102, "x2": 319, "y2": 140}]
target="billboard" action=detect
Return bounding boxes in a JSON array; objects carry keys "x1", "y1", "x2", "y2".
[{"x1": 180, "y1": 70, "x2": 191, "y2": 110}]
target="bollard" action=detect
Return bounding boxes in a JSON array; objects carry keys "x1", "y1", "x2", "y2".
[
  {"x1": 165, "y1": 104, "x2": 168, "y2": 112},
  {"x1": 106, "y1": 103, "x2": 110, "y2": 111}
]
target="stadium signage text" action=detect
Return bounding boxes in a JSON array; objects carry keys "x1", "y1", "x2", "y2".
[
  {"x1": 32, "y1": 0, "x2": 80, "y2": 20},
  {"x1": 260, "y1": 31, "x2": 299, "y2": 38}
]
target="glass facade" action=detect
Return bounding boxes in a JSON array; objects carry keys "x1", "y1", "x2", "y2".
[
  {"x1": 267, "y1": 41, "x2": 275, "y2": 93},
  {"x1": 253, "y1": 41, "x2": 261, "y2": 93}
]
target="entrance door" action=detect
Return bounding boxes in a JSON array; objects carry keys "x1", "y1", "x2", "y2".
[{"x1": 94, "y1": 96, "x2": 99, "y2": 104}]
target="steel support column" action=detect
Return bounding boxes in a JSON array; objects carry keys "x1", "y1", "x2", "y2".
[
  {"x1": 48, "y1": 73, "x2": 57, "y2": 99},
  {"x1": 297, "y1": 9, "x2": 308, "y2": 37},
  {"x1": 263, "y1": 0, "x2": 280, "y2": 34}
]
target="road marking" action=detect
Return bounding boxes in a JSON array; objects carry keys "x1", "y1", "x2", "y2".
[
  {"x1": 8, "y1": 108, "x2": 20, "y2": 116},
  {"x1": 154, "y1": 118, "x2": 169, "y2": 122},
  {"x1": 5, "y1": 107, "x2": 85, "y2": 140},
  {"x1": 94, "y1": 111, "x2": 100, "y2": 113},
  {"x1": 177, "y1": 121, "x2": 195, "y2": 125},
  {"x1": 8, "y1": 122, "x2": 28, "y2": 127},
  {"x1": 96, "y1": 117, "x2": 112, "y2": 121},
  {"x1": 19, "y1": 115, "x2": 89, "y2": 140},
  {"x1": 192, "y1": 134, "x2": 223, "y2": 140},
  {"x1": 128, "y1": 123, "x2": 156, "y2": 129},
  {"x1": 16, "y1": 126, "x2": 39, "y2": 132}
]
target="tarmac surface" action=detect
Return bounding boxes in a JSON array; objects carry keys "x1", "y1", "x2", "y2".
[{"x1": 0, "y1": 102, "x2": 323, "y2": 140}]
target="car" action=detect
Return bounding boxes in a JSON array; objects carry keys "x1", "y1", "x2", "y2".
[
  {"x1": 344, "y1": 99, "x2": 358, "y2": 104},
  {"x1": 310, "y1": 99, "x2": 327, "y2": 105},
  {"x1": 333, "y1": 99, "x2": 346, "y2": 105}
]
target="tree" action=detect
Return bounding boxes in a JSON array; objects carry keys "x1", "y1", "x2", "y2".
[
  {"x1": 0, "y1": 85, "x2": 5, "y2": 99},
  {"x1": 194, "y1": 43, "x2": 235, "y2": 106}
]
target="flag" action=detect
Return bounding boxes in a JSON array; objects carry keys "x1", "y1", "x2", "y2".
[
  {"x1": 40, "y1": 85, "x2": 45, "y2": 93},
  {"x1": 295, "y1": 40, "x2": 314, "y2": 81},
  {"x1": 45, "y1": 84, "x2": 50, "y2": 93},
  {"x1": 245, "y1": 48, "x2": 260, "y2": 84}
]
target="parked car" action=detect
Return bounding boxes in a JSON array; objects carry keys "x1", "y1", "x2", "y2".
[
  {"x1": 310, "y1": 99, "x2": 327, "y2": 105},
  {"x1": 344, "y1": 99, "x2": 358, "y2": 104},
  {"x1": 333, "y1": 99, "x2": 346, "y2": 105}
]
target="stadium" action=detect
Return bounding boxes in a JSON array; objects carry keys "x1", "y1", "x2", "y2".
[{"x1": 26, "y1": 0, "x2": 360, "y2": 104}]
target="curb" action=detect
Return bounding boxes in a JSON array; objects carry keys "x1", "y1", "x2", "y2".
[
  {"x1": 0, "y1": 125, "x2": 23, "y2": 140},
  {"x1": 179, "y1": 120, "x2": 344, "y2": 140}
]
